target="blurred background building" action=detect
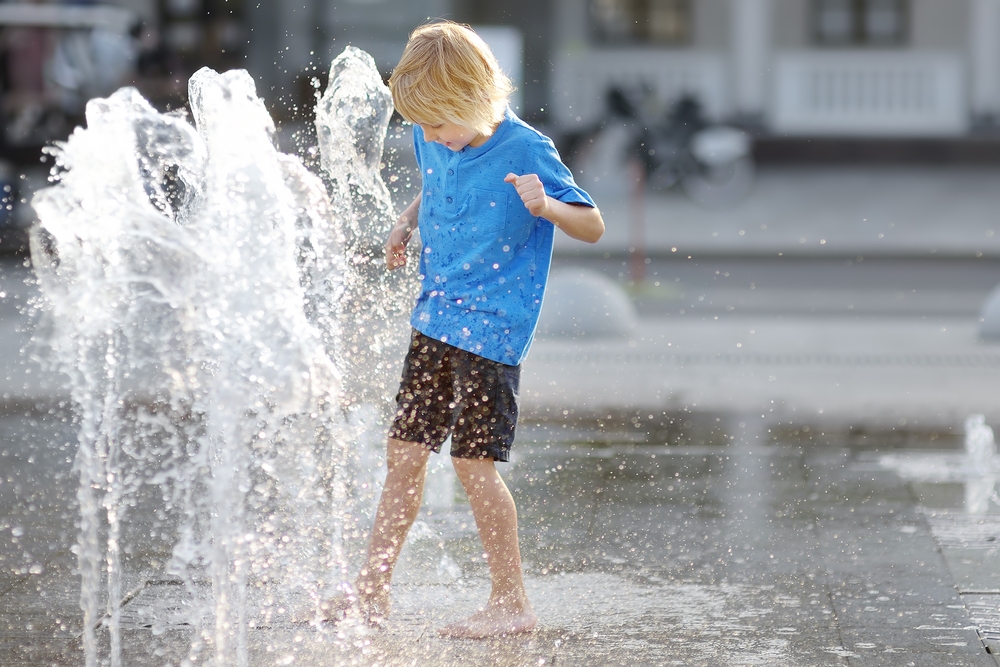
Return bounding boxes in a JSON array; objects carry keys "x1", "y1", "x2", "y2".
[
  {"x1": 2, "y1": 0, "x2": 1000, "y2": 246},
  {"x1": 240, "y1": 0, "x2": 1000, "y2": 142},
  {"x1": 3, "y1": 0, "x2": 1000, "y2": 143},
  {"x1": 553, "y1": 0, "x2": 1000, "y2": 136}
]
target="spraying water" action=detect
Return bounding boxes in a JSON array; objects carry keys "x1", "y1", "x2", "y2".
[
  {"x1": 965, "y1": 414, "x2": 996, "y2": 469},
  {"x1": 29, "y1": 47, "x2": 412, "y2": 666},
  {"x1": 963, "y1": 414, "x2": 997, "y2": 513},
  {"x1": 880, "y1": 415, "x2": 1000, "y2": 515}
]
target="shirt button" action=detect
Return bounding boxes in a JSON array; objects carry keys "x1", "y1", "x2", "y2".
[
  {"x1": 447, "y1": 169, "x2": 454, "y2": 175},
  {"x1": 446, "y1": 197, "x2": 453, "y2": 203}
]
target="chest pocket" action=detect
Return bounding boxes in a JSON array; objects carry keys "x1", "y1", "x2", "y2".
[{"x1": 465, "y1": 187, "x2": 509, "y2": 233}]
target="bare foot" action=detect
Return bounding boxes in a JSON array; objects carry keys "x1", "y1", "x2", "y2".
[
  {"x1": 316, "y1": 592, "x2": 356, "y2": 623},
  {"x1": 290, "y1": 590, "x2": 354, "y2": 625},
  {"x1": 316, "y1": 583, "x2": 391, "y2": 627},
  {"x1": 437, "y1": 602, "x2": 537, "y2": 639}
]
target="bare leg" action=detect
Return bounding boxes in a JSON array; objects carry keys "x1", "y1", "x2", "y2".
[
  {"x1": 438, "y1": 457, "x2": 537, "y2": 638},
  {"x1": 322, "y1": 438, "x2": 429, "y2": 624}
]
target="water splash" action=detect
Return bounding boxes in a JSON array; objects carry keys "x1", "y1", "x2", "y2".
[
  {"x1": 963, "y1": 414, "x2": 997, "y2": 513},
  {"x1": 880, "y1": 415, "x2": 1000, "y2": 514},
  {"x1": 30, "y1": 47, "x2": 409, "y2": 666},
  {"x1": 315, "y1": 46, "x2": 415, "y2": 410},
  {"x1": 312, "y1": 45, "x2": 420, "y2": 569},
  {"x1": 965, "y1": 414, "x2": 996, "y2": 468}
]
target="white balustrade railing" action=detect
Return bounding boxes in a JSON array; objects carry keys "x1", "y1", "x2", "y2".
[
  {"x1": 772, "y1": 51, "x2": 967, "y2": 136},
  {"x1": 551, "y1": 50, "x2": 729, "y2": 127}
]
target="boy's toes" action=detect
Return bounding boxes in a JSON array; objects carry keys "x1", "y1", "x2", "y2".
[
  {"x1": 319, "y1": 593, "x2": 357, "y2": 622},
  {"x1": 359, "y1": 595, "x2": 391, "y2": 627},
  {"x1": 289, "y1": 591, "x2": 358, "y2": 624}
]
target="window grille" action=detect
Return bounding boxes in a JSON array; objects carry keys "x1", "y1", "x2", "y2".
[
  {"x1": 590, "y1": 0, "x2": 691, "y2": 45},
  {"x1": 813, "y1": 0, "x2": 908, "y2": 46}
]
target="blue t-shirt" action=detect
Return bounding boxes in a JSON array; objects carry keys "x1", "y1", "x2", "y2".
[{"x1": 410, "y1": 108, "x2": 595, "y2": 366}]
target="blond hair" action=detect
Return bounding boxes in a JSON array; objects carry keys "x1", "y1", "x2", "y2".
[{"x1": 389, "y1": 21, "x2": 513, "y2": 137}]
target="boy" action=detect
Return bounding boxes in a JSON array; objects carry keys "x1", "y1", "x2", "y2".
[{"x1": 328, "y1": 21, "x2": 604, "y2": 638}]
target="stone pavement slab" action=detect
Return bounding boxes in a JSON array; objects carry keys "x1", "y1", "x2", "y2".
[{"x1": 4, "y1": 410, "x2": 1000, "y2": 665}]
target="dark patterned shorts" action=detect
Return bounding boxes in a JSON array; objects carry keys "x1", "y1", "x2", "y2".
[{"x1": 388, "y1": 330, "x2": 521, "y2": 462}]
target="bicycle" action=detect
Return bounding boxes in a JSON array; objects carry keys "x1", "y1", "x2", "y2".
[{"x1": 563, "y1": 86, "x2": 755, "y2": 208}]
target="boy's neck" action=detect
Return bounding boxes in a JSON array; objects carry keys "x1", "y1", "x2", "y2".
[{"x1": 469, "y1": 117, "x2": 504, "y2": 148}]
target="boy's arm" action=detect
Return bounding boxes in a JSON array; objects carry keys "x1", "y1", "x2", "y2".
[
  {"x1": 385, "y1": 192, "x2": 421, "y2": 270},
  {"x1": 504, "y1": 173, "x2": 604, "y2": 244}
]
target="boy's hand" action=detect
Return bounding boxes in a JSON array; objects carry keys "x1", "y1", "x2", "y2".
[
  {"x1": 505, "y1": 173, "x2": 550, "y2": 218},
  {"x1": 385, "y1": 217, "x2": 414, "y2": 270}
]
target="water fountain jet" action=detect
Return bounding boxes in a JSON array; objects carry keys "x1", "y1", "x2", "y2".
[
  {"x1": 30, "y1": 46, "x2": 413, "y2": 666},
  {"x1": 879, "y1": 414, "x2": 1000, "y2": 515}
]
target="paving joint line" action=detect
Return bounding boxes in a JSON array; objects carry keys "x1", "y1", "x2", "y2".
[{"x1": 533, "y1": 351, "x2": 1000, "y2": 367}]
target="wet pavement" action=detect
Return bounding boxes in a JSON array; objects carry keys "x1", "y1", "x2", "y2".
[{"x1": 4, "y1": 408, "x2": 1000, "y2": 666}]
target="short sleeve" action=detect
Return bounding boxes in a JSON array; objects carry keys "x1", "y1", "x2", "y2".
[{"x1": 531, "y1": 135, "x2": 595, "y2": 209}]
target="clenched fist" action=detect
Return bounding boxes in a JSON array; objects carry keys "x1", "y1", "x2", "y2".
[{"x1": 505, "y1": 173, "x2": 550, "y2": 218}]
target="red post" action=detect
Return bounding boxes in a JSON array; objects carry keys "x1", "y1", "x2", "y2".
[{"x1": 628, "y1": 158, "x2": 646, "y2": 284}]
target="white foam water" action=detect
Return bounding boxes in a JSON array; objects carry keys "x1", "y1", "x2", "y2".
[
  {"x1": 880, "y1": 415, "x2": 1000, "y2": 514},
  {"x1": 30, "y1": 46, "x2": 412, "y2": 666},
  {"x1": 965, "y1": 414, "x2": 996, "y2": 469}
]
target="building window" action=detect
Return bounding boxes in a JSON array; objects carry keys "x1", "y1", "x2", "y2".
[
  {"x1": 590, "y1": 0, "x2": 692, "y2": 45},
  {"x1": 813, "y1": 0, "x2": 908, "y2": 46}
]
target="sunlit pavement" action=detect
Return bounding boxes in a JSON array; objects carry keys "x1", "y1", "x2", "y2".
[
  {"x1": 523, "y1": 315, "x2": 1000, "y2": 433},
  {"x1": 559, "y1": 166, "x2": 1000, "y2": 259}
]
